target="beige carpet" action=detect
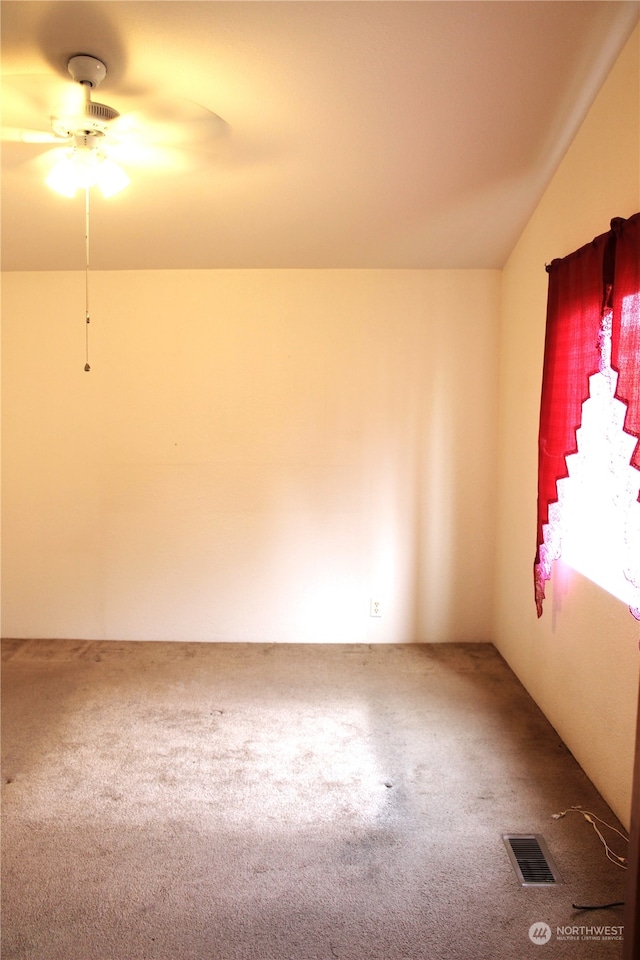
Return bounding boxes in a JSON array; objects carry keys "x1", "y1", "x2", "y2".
[{"x1": 1, "y1": 640, "x2": 629, "y2": 959}]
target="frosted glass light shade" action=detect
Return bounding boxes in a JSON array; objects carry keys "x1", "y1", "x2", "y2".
[
  {"x1": 95, "y1": 158, "x2": 130, "y2": 197},
  {"x1": 46, "y1": 149, "x2": 130, "y2": 198}
]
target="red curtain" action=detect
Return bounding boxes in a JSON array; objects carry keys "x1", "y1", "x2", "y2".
[
  {"x1": 612, "y1": 213, "x2": 640, "y2": 477},
  {"x1": 534, "y1": 213, "x2": 640, "y2": 617}
]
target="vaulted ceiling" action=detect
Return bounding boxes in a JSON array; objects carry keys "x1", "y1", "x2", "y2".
[{"x1": 1, "y1": 1, "x2": 638, "y2": 271}]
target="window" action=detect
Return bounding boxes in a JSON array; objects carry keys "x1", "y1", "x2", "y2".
[{"x1": 534, "y1": 213, "x2": 640, "y2": 620}]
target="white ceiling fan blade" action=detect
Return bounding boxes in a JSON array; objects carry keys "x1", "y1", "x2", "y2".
[
  {"x1": 1, "y1": 135, "x2": 68, "y2": 170},
  {"x1": 1, "y1": 74, "x2": 84, "y2": 131},
  {"x1": 1, "y1": 126, "x2": 66, "y2": 144},
  {"x1": 112, "y1": 96, "x2": 230, "y2": 149},
  {"x1": 105, "y1": 139, "x2": 202, "y2": 175}
]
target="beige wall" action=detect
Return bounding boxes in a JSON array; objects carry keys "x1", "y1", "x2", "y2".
[
  {"x1": 494, "y1": 26, "x2": 640, "y2": 826},
  {"x1": 2, "y1": 269, "x2": 499, "y2": 644}
]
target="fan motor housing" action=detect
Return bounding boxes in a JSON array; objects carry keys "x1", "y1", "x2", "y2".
[
  {"x1": 87, "y1": 100, "x2": 119, "y2": 122},
  {"x1": 51, "y1": 99, "x2": 119, "y2": 140}
]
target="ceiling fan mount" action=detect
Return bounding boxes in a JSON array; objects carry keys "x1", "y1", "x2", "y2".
[{"x1": 67, "y1": 55, "x2": 107, "y2": 89}]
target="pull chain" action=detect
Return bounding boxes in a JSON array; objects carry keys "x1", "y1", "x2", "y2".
[{"x1": 84, "y1": 185, "x2": 91, "y2": 372}]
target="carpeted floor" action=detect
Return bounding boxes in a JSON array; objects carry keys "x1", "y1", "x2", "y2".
[{"x1": 1, "y1": 640, "x2": 629, "y2": 959}]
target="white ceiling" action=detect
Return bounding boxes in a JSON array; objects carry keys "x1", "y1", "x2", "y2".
[{"x1": 1, "y1": 1, "x2": 638, "y2": 271}]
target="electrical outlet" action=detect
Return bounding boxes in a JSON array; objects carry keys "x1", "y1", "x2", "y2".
[{"x1": 370, "y1": 599, "x2": 382, "y2": 617}]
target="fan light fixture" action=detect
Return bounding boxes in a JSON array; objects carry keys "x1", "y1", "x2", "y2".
[
  {"x1": 6, "y1": 51, "x2": 229, "y2": 370},
  {"x1": 43, "y1": 56, "x2": 129, "y2": 199},
  {"x1": 46, "y1": 133, "x2": 130, "y2": 198}
]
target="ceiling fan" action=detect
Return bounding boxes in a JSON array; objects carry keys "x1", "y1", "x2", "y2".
[
  {"x1": 1, "y1": 53, "x2": 230, "y2": 197},
  {"x1": 1, "y1": 53, "x2": 230, "y2": 372}
]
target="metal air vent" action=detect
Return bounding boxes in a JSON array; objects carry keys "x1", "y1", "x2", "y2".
[{"x1": 503, "y1": 834, "x2": 562, "y2": 886}]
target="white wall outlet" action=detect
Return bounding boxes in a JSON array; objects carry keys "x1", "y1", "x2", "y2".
[{"x1": 370, "y1": 599, "x2": 382, "y2": 617}]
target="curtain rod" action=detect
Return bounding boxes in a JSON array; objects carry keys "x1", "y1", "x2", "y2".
[{"x1": 545, "y1": 215, "x2": 634, "y2": 273}]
